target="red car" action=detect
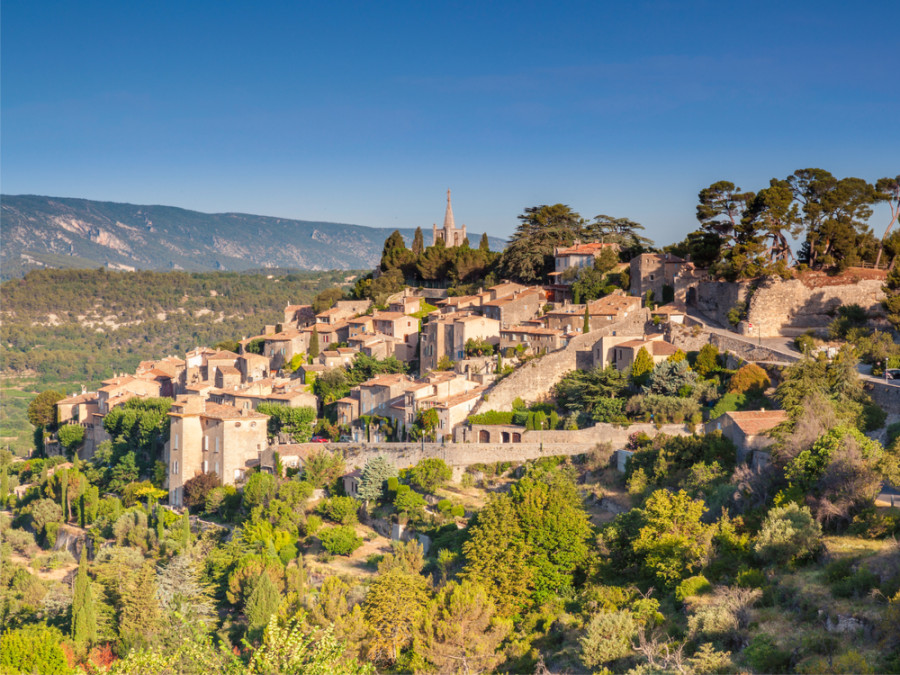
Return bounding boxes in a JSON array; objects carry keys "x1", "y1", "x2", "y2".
[{"x1": 310, "y1": 435, "x2": 330, "y2": 443}]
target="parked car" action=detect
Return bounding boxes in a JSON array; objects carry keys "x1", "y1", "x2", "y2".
[{"x1": 310, "y1": 435, "x2": 330, "y2": 443}]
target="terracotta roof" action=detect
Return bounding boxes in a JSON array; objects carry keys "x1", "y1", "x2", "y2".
[
  {"x1": 363, "y1": 374, "x2": 408, "y2": 388},
  {"x1": 208, "y1": 350, "x2": 239, "y2": 360},
  {"x1": 57, "y1": 392, "x2": 98, "y2": 405},
  {"x1": 724, "y1": 410, "x2": 789, "y2": 436},
  {"x1": 556, "y1": 242, "x2": 616, "y2": 256},
  {"x1": 239, "y1": 352, "x2": 269, "y2": 363},
  {"x1": 217, "y1": 366, "x2": 241, "y2": 376},
  {"x1": 202, "y1": 402, "x2": 268, "y2": 421},
  {"x1": 267, "y1": 329, "x2": 303, "y2": 340},
  {"x1": 501, "y1": 326, "x2": 563, "y2": 336},
  {"x1": 348, "y1": 316, "x2": 373, "y2": 324},
  {"x1": 337, "y1": 348, "x2": 356, "y2": 354},
  {"x1": 373, "y1": 311, "x2": 407, "y2": 321}
]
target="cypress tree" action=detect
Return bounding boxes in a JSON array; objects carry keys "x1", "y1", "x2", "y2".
[
  {"x1": 120, "y1": 563, "x2": 162, "y2": 649},
  {"x1": 245, "y1": 571, "x2": 280, "y2": 641},
  {"x1": 71, "y1": 547, "x2": 97, "y2": 645},
  {"x1": 309, "y1": 327, "x2": 320, "y2": 359},
  {"x1": 1, "y1": 468, "x2": 8, "y2": 501},
  {"x1": 583, "y1": 305, "x2": 591, "y2": 334},
  {"x1": 412, "y1": 227, "x2": 425, "y2": 256},
  {"x1": 479, "y1": 232, "x2": 490, "y2": 252},
  {"x1": 181, "y1": 512, "x2": 191, "y2": 547},
  {"x1": 60, "y1": 468, "x2": 69, "y2": 522},
  {"x1": 155, "y1": 508, "x2": 165, "y2": 544}
]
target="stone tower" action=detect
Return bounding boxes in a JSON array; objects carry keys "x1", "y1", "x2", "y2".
[{"x1": 432, "y1": 189, "x2": 467, "y2": 247}]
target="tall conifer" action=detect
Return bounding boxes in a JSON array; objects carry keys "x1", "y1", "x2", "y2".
[
  {"x1": 246, "y1": 572, "x2": 280, "y2": 641},
  {"x1": 72, "y1": 547, "x2": 97, "y2": 645},
  {"x1": 309, "y1": 327, "x2": 320, "y2": 359},
  {"x1": 412, "y1": 227, "x2": 425, "y2": 256}
]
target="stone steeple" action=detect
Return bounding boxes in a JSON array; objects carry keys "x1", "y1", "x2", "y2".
[
  {"x1": 443, "y1": 189, "x2": 455, "y2": 230},
  {"x1": 432, "y1": 189, "x2": 467, "y2": 247}
]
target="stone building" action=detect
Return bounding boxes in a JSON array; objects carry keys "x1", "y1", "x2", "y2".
[
  {"x1": 630, "y1": 253, "x2": 686, "y2": 300},
  {"x1": 482, "y1": 287, "x2": 544, "y2": 328},
  {"x1": 432, "y1": 189, "x2": 467, "y2": 247},
  {"x1": 552, "y1": 241, "x2": 618, "y2": 281},
  {"x1": 706, "y1": 410, "x2": 788, "y2": 464},
  {"x1": 419, "y1": 312, "x2": 501, "y2": 374},
  {"x1": 500, "y1": 326, "x2": 566, "y2": 353},
  {"x1": 264, "y1": 330, "x2": 310, "y2": 370},
  {"x1": 166, "y1": 397, "x2": 269, "y2": 507}
]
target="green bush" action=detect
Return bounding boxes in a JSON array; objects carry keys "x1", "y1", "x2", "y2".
[
  {"x1": 0, "y1": 625, "x2": 71, "y2": 675},
  {"x1": 736, "y1": 568, "x2": 767, "y2": 589},
  {"x1": 467, "y1": 411, "x2": 515, "y2": 425},
  {"x1": 794, "y1": 332, "x2": 816, "y2": 354},
  {"x1": 676, "y1": 575, "x2": 712, "y2": 602},
  {"x1": 437, "y1": 499, "x2": 452, "y2": 512},
  {"x1": 44, "y1": 522, "x2": 61, "y2": 548},
  {"x1": 450, "y1": 505, "x2": 465, "y2": 518},
  {"x1": 831, "y1": 568, "x2": 878, "y2": 599},
  {"x1": 317, "y1": 496, "x2": 359, "y2": 525},
  {"x1": 743, "y1": 634, "x2": 792, "y2": 674},
  {"x1": 409, "y1": 458, "x2": 452, "y2": 493},
  {"x1": 754, "y1": 503, "x2": 821, "y2": 566},
  {"x1": 318, "y1": 525, "x2": 362, "y2": 556},
  {"x1": 304, "y1": 514, "x2": 323, "y2": 536},
  {"x1": 386, "y1": 476, "x2": 400, "y2": 493},
  {"x1": 727, "y1": 364, "x2": 770, "y2": 395}
]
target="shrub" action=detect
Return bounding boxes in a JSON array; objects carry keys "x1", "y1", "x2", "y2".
[
  {"x1": 304, "y1": 514, "x2": 322, "y2": 536},
  {"x1": 735, "y1": 568, "x2": 766, "y2": 589},
  {"x1": 5, "y1": 528, "x2": 37, "y2": 555},
  {"x1": 0, "y1": 625, "x2": 71, "y2": 675},
  {"x1": 676, "y1": 575, "x2": 712, "y2": 602},
  {"x1": 450, "y1": 505, "x2": 465, "y2": 518},
  {"x1": 687, "y1": 587, "x2": 761, "y2": 646},
  {"x1": 460, "y1": 473, "x2": 474, "y2": 489},
  {"x1": 580, "y1": 610, "x2": 636, "y2": 667},
  {"x1": 393, "y1": 486, "x2": 426, "y2": 514},
  {"x1": 317, "y1": 496, "x2": 359, "y2": 525},
  {"x1": 794, "y1": 332, "x2": 816, "y2": 354},
  {"x1": 754, "y1": 503, "x2": 821, "y2": 566},
  {"x1": 831, "y1": 568, "x2": 878, "y2": 599},
  {"x1": 727, "y1": 364, "x2": 770, "y2": 395},
  {"x1": 242, "y1": 471, "x2": 277, "y2": 509},
  {"x1": 695, "y1": 344, "x2": 721, "y2": 377},
  {"x1": 318, "y1": 525, "x2": 362, "y2": 556},
  {"x1": 743, "y1": 634, "x2": 792, "y2": 674}
]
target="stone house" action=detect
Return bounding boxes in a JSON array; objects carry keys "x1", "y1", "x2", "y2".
[
  {"x1": 707, "y1": 410, "x2": 788, "y2": 464},
  {"x1": 205, "y1": 350, "x2": 240, "y2": 383},
  {"x1": 651, "y1": 303, "x2": 687, "y2": 324},
  {"x1": 238, "y1": 352, "x2": 270, "y2": 382},
  {"x1": 358, "y1": 374, "x2": 415, "y2": 418},
  {"x1": 182, "y1": 347, "x2": 217, "y2": 389},
  {"x1": 419, "y1": 312, "x2": 501, "y2": 374},
  {"x1": 56, "y1": 391, "x2": 100, "y2": 426},
  {"x1": 606, "y1": 336, "x2": 679, "y2": 371},
  {"x1": 543, "y1": 294, "x2": 642, "y2": 334},
  {"x1": 166, "y1": 397, "x2": 269, "y2": 507},
  {"x1": 500, "y1": 326, "x2": 566, "y2": 353},
  {"x1": 264, "y1": 330, "x2": 310, "y2": 370},
  {"x1": 483, "y1": 281, "x2": 528, "y2": 302},
  {"x1": 348, "y1": 315, "x2": 374, "y2": 338},
  {"x1": 372, "y1": 312, "x2": 419, "y2": 342},
  {"x1": 551, "y1": 241, "x2": 619, "y2": 282},
  {"x1": 97, "y1": 375, "x2": 163, "y2": 414},
  {"x1": 319, "y1": 350, "x2": 355, "y2": 369},
  {"x1": 630, "y1": 253, "x2": 685, "y2": 300},
  {"x1": 304, "y1": 322, "x2": 349, "y2": 348},
  {"x1": 389, "y1": 296, "x2": 423, "y2": 315},
  {"x1": 211, "y1": 385, "x2": 318, "y2": 412},
  {"x1": 334, "y1": 299, "x2": 372, "y2": 315},
  {"x1": 435, "y1": 294, "x2": 482, "y2": 314},
  {"x1": 415, "y1": 385, "x2": 485, "y2": 441},
  {"x1": 214, "y1": 366, "x2": 242, "y2": 390},
  {"x1": 342, "y1": 469, "x2": 362, "y2": 498},
  {"x1": 482, "y1": 287, "x2": 545, "y2": 328},
  {"x1": 297, "y1": 363, "x2": 327, "y2": 385},
  {"x1": 335, "y1": 390, "x2": 360, "y2": 427}
]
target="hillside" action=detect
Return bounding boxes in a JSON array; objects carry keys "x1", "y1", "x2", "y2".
[{"x1": 0, "y1": 194, "x2": 506, "y2": 279}]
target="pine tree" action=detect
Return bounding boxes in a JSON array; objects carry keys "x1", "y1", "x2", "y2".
[
  {"x1": 71, "y1": 547, "x2": 97, "y2": 645},
  {"x1": 246, "y1": 571, "x2": 281, "y2": 641},
  {"x1": 358, "y1": 456, "x2": 398, "y2": 504},
  {"x1": 412, "y1": 227, "x2": 425, "y2": 256},
  {"x1": 364, "y1": 566, "x2": 430, "y2": 664},
  {"x1": 479, "y1": 232, "x2": 490, "y2": 251},
  {"x1": 583, "y1": 305, "x2": 591, "y2": 334},
  {"x1": 120, "y1": 563, "x2": 162, "y2": 649},
  {"x1": 309, "y1": 327, "x2": 320, "y2": 359}
]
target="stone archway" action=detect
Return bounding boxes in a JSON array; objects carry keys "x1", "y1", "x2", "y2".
[
  {"x1": 479, "y1": 429, "x2": 491, "y2": 443},
  {"x1": 512, "y1": 432, "x2": 522, "y2": 443},
  {"x1": 501, "y1": 431, "x2": 510, "y2": 443}
]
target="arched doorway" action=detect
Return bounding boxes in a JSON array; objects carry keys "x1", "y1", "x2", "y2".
[
  {"x1": 512, "y1": 432, "x2": 522, "y2": 443},
  {"x1": 479, "y1": 429, "x2": 490, "y2": 443},
  {"x1": 501, "y1": 431, "x2": 510, "y2": 443}
]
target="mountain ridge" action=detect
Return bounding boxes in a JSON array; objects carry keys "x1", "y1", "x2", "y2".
[{"x1": 0, "y1": 194, "x2": 506, "y2": 279}]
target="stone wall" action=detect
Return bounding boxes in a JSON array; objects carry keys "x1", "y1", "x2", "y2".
[
  {"x1": 692, "y1": 280, "x2": 750, "y2": 327},
  {"x1": 472, "y1": 309, "x2": 650, "y2": 413},
  {"x1": 666, "y1": 324, "x2": 801, "y2": 364},
  {"x1": 277, "y1": 421, "x2": 692, "y2": 472},
  {"x1": 742, "y1": 274, "x2": 886, "y2": 338}
]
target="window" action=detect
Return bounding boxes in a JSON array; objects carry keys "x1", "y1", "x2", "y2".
[
  {"x1": 203, "y1": 436, "x2": 208, "y2": 451},
  {"x1": 214, "y1": 461, "x2": 219, "y2": 475},
  {"x1": 172, "y1": 460, "x2": 179, "y2": 475},
  {"x1": 173, "y1": 433, "x2": 179, "y2": 450},
  {"x1": 215, "y1": 437, "x2": 220, "y2": 453},
  {"x1": 202, "y1": 460, "x2": 208, "y2": 472}
]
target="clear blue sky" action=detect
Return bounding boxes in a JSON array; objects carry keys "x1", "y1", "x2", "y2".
[{"x1": 2, "y1": 1, "x2": 898, "y2": 245}]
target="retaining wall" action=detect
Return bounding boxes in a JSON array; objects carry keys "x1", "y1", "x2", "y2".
[{"x1": 472, "y1": 310, "x2": 650, "y2": 413}]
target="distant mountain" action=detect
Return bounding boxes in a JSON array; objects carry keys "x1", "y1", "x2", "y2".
[{"x1": 0, "y1": 195, "x2": 506, "y2": 279}]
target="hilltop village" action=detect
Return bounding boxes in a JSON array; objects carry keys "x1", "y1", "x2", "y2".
[{"x1": 4, "y1": 175, "x2": 900, "y2": 673}]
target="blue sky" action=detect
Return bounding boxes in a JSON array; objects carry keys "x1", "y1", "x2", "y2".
[{"x1": 2, "y1": 1, "x2": 898, "y2": 245}]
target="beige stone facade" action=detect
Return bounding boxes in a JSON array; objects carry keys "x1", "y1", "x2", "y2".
[
  {"x1": 167, "y1": 397, "x2": 269, "y2": 507},
  {"x1": 420, "y1": 312, "x2": 500, "y2": 374},
  {"x1": 482, "y1": 287, "x2": 544, "y2": 328},
  {"x1": 630, "y1": 253, "x2": 685, "y2": 299}
]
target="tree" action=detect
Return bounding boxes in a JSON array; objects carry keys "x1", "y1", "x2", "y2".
[
  {"x1": 631, "y1": 489, "x2": 712, "y2": 588},
  {"x1": 478, "y1": 232, "x2": 490, "y2": 252},
  {"x1": 119, "y1": 562, "x2": 163, "y2": 649},
  {"x1": 409, "y1": 458, "x2": 451, "y2": 492},
  {"x1": 874, "y1": 175, "x2": 900, "y2": 269},
  {"x1": 499, "y1": 204, "x2": 585, "y2": 283},
  {"x1": 246, "y1": 572, "x2": 282, "y2": 642},
  {"x1": 257, "y1": 403, "x2": 316, "y2": 443},
  {"x1": 157, "y1": 553, "x2": 216, "y2": 628},
  {"x1": 754, "y1": 503, "x2": 821, "y2": 565},
  {"x1": 631, "y1": 347, "x2": 654, "y2": 385},
  {"x1": 27, "y1": 390, "x2": 64, "y2": 429},
  {"x1": 694, "y1": 344, "x2": 720, "y2": 377},
  {"x1": 57, "y1": 423, "x2": 85, "y2": 453},
  {"x1": 418, "y1": 580, "x2": 510, "y2": 675},
  {"x1": 357, "y1": 456, "x2": 397, "y2": 503},
  {"x1": 583, "y1": 305, "x2": 591, "y2": 333},
  {"x1": 318, "y1": 525, "x2": 363, "y2": 556},
  {"x1": 412, "y1": 227, "x2": 425, "y2": 256},
  {"x1": 71, "y1": 547, "x2": 97, "y2": 646},
  {"x1": 380, "y1": 230, "x2": 412, "y2": 272},
  {"x1": 248, "y1": 615, "x2": 373, "y2": 675},
  {"x1": 0, "y1": 625, "x2": 71, "y2": 675},
  {"x1": 364, "y1": 566, "x2": 431, "y2": 664},
  {"x1": 309, "y1": 327, "x2": 320, "y2": 359},
  {"x1": 243, "y1": 471, "x2": 277, "y2": 509},
  {"x1": 644, "y1": 359, "x2": 697, "y2": 397},
  {"x1": 302, "y1": 448, "x2": 345, "y2": 489},
  {"x1": 417, "y1": 241, "x2": 454, "y2": 281},
  {"x1": 413, "y1": 408, "x2": 440, "y2": 441},
  {"x1": 183, "y1": 472, "x2": 221, "y2": 510},
  {"x1": 462, "y1": 495, "x2": 533, "y2": 615},
  {"x1": 586, "y1": 215, "x2": 654, "y2": 260},
  {"x1": 554, "y1": 365, "x2": 628, "y2": 421}
]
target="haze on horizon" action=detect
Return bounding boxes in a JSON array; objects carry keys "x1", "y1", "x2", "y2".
[{"x1": 2, "y1": 1, "x2": 898, "y2": 246}]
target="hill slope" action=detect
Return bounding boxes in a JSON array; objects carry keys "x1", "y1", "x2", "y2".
[{"x1": 0, "y1": 194, "x2": 505, "y2": 278}]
